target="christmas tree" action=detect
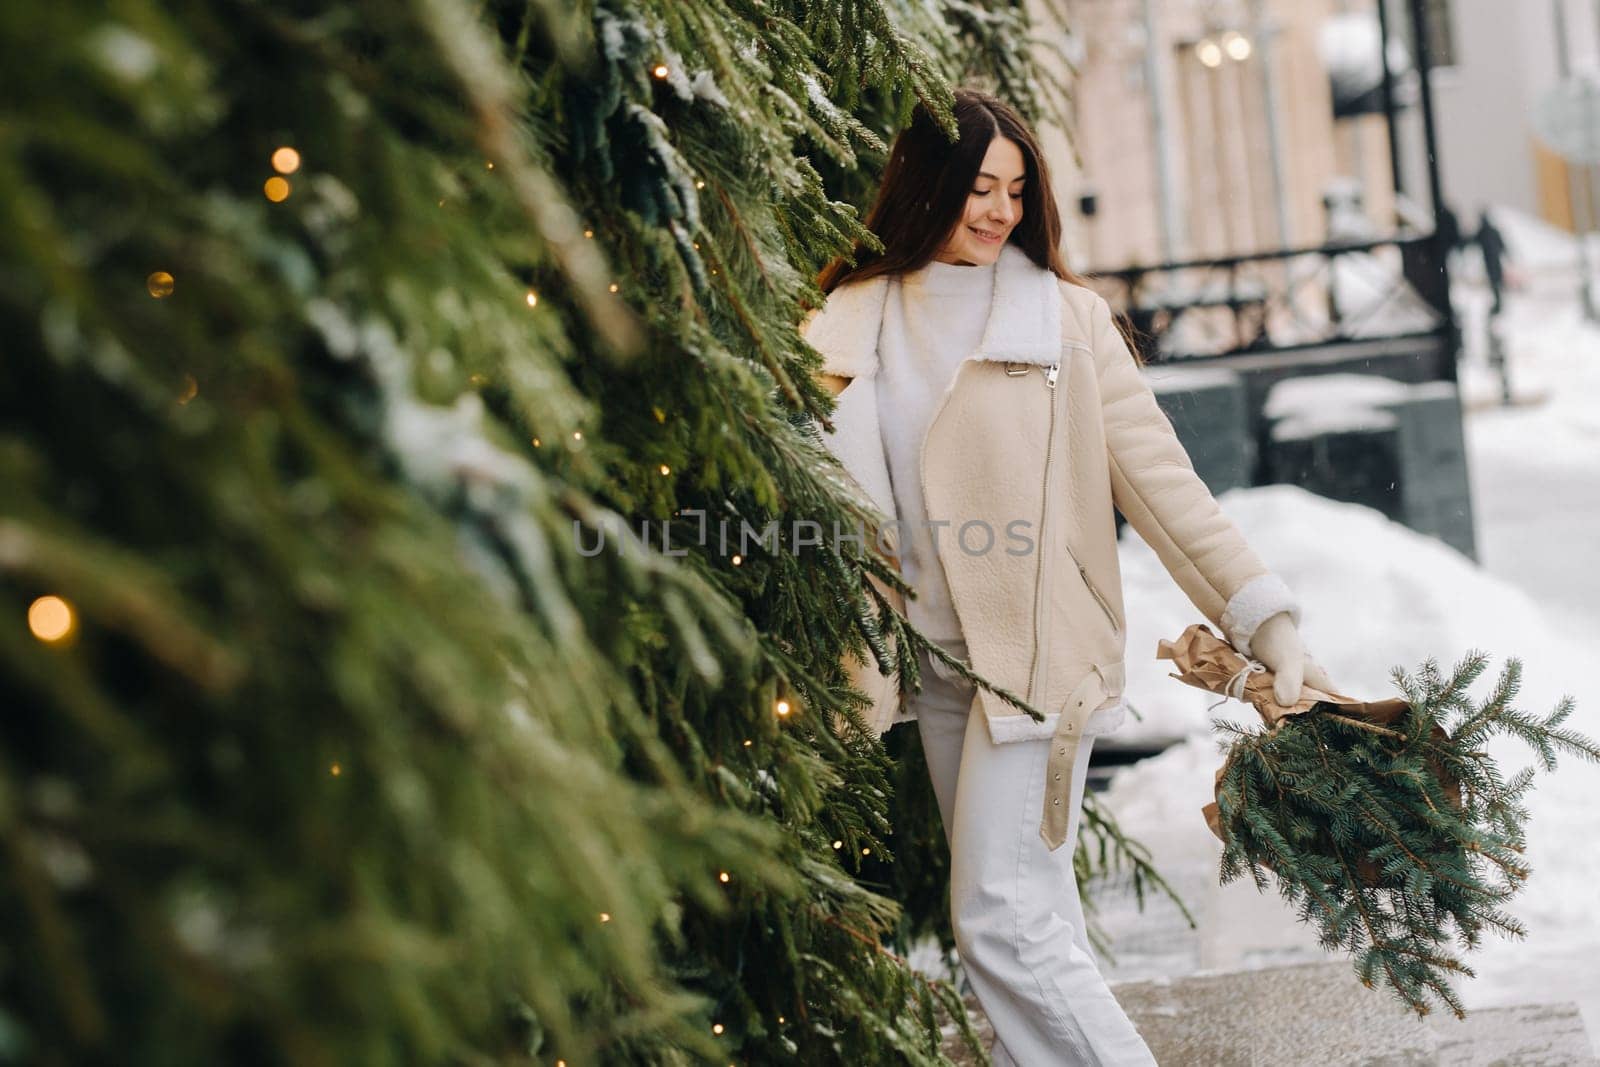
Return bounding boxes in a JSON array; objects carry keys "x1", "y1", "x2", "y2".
[{"x1": 0, "y1": 1, "x2": 1167, "y2": 1063}]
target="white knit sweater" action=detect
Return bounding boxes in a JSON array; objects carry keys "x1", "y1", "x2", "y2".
[
  {"x1": 878, "y1": 258, "x2": 995, "y2": 644},
  {"x1": 879, "y1": 257, "x2": 1126, "y2": 735}
]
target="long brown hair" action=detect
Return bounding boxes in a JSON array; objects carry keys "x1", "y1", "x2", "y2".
[
  {"x1": 812, "y1": 88, "x2": 1145, "y2": 362},
  {"x1": 817, "y1": 87, "x2": 1088, "y2": 296}
]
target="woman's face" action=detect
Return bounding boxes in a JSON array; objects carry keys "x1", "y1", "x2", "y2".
[{"x1": 936, "y1": 136, "x2": 1026, "y2": 266}]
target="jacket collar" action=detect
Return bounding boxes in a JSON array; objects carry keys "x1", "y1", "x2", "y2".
[{"x1": 803, "y1": 241, "x2": 1063, "y2": 379}]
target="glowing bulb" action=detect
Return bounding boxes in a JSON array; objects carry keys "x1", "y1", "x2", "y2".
[
  {"x1": 146, "y1": 271, "x2": 175, "y2": 298},
  {"x1": 584, "y1": 228, "x2": 594, "y2": 238},
  {"x1": 608, "y1": 282, "x2": 619, "y2": 293},
  {"x1": 832, "y1": 840, "x2": 842, "y2": 849},
  {"x1": 599, "y1": 912, "x2": 611, "y2": 922},
  {"x1": 719, "y1": 871, "x2": 730, "y2": 883},
  {"x1": 730, "y1": 555, "x2": 742, "y2": 566},
  {"x1": 572, "y1": 431, "x2": 583, "y2": 441},
  {"x1": 532, "y1": 437, "x2": 542, "y2": 447},
  {"x1": 861, "y1": 847, "x2": 871, "y2": 856},
  {"x1": 271, "y1": 146, "x2": 301, "y2": 174},
  {"x1": 1196, "y1": 39, "x2": 1223, "y2": 68},
  {"x1": 778, "y1": 1016, "x2": 785, "y2": 1024},
  {"x1": 775, "y1": 699, "x2": 790, "y2": 716},
  {"x1": 743, "y1": 739, "x2": 752, "y2": 747},
  {"x1": 27, "y1": 596, "x2": 75, "y2": 643},
  {"x1": 485, "y1": 160, "x2": 495, "y2": 170},
  {"x1": 695, "y1": 179, "x2": 705, "y2": 189},
  {"x1": 263, "y1": 176, "x2": 291, "y2": 202},
  {"x1": 525, "y1": 290, "x2": 538, "y2": 307},
  {"x1": 1223, "y1": 31, "x2": 1252, "y2": 61},
  {"x1": 653, "y1": 64, "x2": 670, "y2": 79},
  {"x1": 330, "y1": 763, "x2": 342, "y2": 776}
]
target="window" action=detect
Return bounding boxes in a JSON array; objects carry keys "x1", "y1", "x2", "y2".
[{"x1": 1396, "y1": 0, "x2": 1457, "y2": 70}]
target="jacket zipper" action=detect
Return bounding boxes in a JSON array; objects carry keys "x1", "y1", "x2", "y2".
[
  {"x1": 1065, "y1": 543, "x2": 1121, "y2": 635},
  {"x1": 1026, "y1": 360, "x2": 1061, "y2": 704},
  {"x1": 922, "y1": 359, "x2": 1064, "y2": 710}
]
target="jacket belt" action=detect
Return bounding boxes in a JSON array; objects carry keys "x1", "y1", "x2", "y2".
[{"x1": 1039, "y1": 666, "x2": 1113, "y2": 850}]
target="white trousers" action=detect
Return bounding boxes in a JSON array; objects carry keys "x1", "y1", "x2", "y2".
[{"x1": 913, "y1": 639, "x2": 1158, "y2": 1067}]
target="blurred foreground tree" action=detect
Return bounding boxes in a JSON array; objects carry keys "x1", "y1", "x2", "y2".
[{"x1": 0, "y1": 1, "x2": 1164, "y2": 1064}]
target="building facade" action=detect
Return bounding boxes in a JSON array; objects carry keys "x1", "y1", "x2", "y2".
[{"x1": 1032, "y1": 0, "x2": 1600, "y2": 273}]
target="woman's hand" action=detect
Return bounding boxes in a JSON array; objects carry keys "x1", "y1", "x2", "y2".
[{"x1": 1250, "y1": 612, "x2": 1336, "y2": 706}]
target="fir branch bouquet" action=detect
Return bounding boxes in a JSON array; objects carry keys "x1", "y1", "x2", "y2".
[{"x1": 1158, "y1": 624, "x2": 1600, "y2": 1018}]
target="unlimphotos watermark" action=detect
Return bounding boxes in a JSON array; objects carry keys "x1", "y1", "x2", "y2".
[{"x1": 572, "y1": 511, "x2": 1040, "y2": 559}]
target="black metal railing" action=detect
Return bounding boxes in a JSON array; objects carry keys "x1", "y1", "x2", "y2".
[{"x1": 1086, "y1": 234, "x2": 1455, "y2": 370}]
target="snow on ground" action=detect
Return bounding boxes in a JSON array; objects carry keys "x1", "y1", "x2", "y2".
[{"x1": 1096, "y1": 206, "x2": 1600, "y2": 1034}]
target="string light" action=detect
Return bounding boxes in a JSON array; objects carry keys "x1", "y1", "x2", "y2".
[
  {"x1": 861, "y1": 847, "x2": 871, "y2": 856},
  {"x1": 572, "y1": 431, "x2": 583, "y2": 441},
  {"x1": 731, "y1": 555, "x2": 742, "y2": 566},
  {"x1": 778, "y1": 1016, "x2": 785, "y2": 1024},
  {"x1": 330, "y1": 763, "x2": 342, "y2": 776},
  {"x1": 584, "y1": 228, "x2": 594, "y2": 238},
  {"x1": 146, "y1": 271, "x2": 175, "y2": 298},
  {"x1": 718, "y1": 871, "x2": 730, "y2": 883},
  {"x1": 695, "y1": 179, "x2": 705, "y2": 189},
  {"x1": 608, "y1": 282, "x2": 619, "y2": 293},
  {"x1": 743, "y1": 739, "x2": 752, "y2": 747},
  {"x1": 774, "y1": 699, "x2": 791, "y2": 717},
  {"x1": 271, "y1": 146, "x2": 301, "y2": 174},
  {"x1": 263, "y1": 176, "x2": 291, "y2": 202},
  {"x1": 485, "y1": 160, "x2": 495, "y2": 170},
  {"x1": 27, "y1": 596, "x2": 75, "y2": 643},
  {"x1": 1195, "y1": 38, "x2": 1223, "y2": 68},
  {"x1": 532, "y1": 437, "x2": 542, "y2": 448},
  {"x1": 712, "y1": 1023, "x2": 724, "y2": 1035},
  {"x1": 659, "y1": 464, "x2": 671, "y2": 476},
  {"x1": 832, "y1": 840, "x2": 842, "y2": 849},
  {"x1": 653, "y1": 63, "x2": 670, "y2": 79},
  {"x1": 1223, "y1": 31, "x2": 1252, "y2": 61},
  {"x1": 599, "y1": 912, "x2": 611, "y2": 922},
  {"x1": 525, "y1": 290, "x2": 538, "y2": 308}
]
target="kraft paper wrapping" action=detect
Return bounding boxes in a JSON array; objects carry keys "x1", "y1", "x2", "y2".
[{"x1": 1154, "y1": 624, "x2": 1413, "y2": 843}]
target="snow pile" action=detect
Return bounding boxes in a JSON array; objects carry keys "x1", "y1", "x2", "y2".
[
  {"x1": 1261, "y1": 373, "x2": 1411, "y2": 421},
  {"x1": 1317, "y1": 12, "x2": 1415, "y2": 108},
  {"x1": 1488, "y1": 204, "x2": 1583, "y2": 274},
  {"x1": 1263, "y1": 373, "x2": 1417, "y2": 442},
  {"x1": 1329, "y1": 248, "x2": 1441, "y2": 337}
]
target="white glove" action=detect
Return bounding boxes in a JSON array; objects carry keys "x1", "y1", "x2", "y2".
[{"x1": 1249, "y1": 611, "x2": 1336, "y2": 707}]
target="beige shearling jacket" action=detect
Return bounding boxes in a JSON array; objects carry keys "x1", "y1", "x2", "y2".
[{"x1": 802, "y1": 242, "x2": 1300, "y2": 849}]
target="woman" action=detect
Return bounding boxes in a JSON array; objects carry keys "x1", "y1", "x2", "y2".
[{"x1": 802, "y1": 88, "x2": 1334, "y2": 1065}]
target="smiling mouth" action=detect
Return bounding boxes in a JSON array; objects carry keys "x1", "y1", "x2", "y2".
[{"x1": 969, "y1": 227, "x2": 1004, "y2": 242}]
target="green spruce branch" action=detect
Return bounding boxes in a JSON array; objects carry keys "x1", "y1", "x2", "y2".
[{"x1": 1211, "y1": 650, "x2": 1599, "y2": 1018}]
